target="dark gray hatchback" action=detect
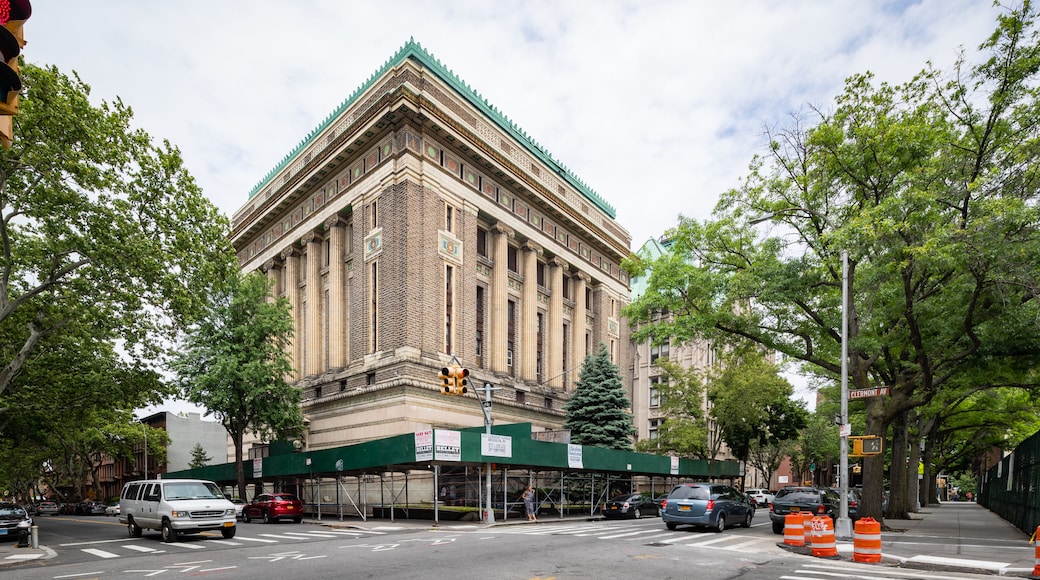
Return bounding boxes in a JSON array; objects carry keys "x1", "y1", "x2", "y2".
[
  {"x1": 768, "y1": 486, "x2": 842, "y2": 533},
  {"x1": 660, "y1": 482, "x2": 755, "y2": 532}
]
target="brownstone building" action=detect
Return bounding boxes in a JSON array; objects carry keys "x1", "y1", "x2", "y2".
[{"x1": 229, "y1": 40, "x2": 632, "y2": 451}]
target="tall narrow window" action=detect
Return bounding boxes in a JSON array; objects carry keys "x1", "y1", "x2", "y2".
[
  {"x1": 507, "y1": 299, "x2": 516, "y2": 374},
  {"x1": 444, "y1": 264, "x2": 454, "y2": 354},
  {"x1": 536, "y1": 312, "x2": 544, "y2": 383},
  {"x1": 371, "y1": 199, "x2": 378, "y2": 229},
  {"x1": 508, "y1": 246, "x2": 518, "y2": 273},
  {"x1": 536, "y1": 262, "x2": 545, "y2": 287},
  {"x1": 476, "y1": 227, "x2": 488, "y2": 258},
  {"x1": 475, "y1": 286, "x2": 485, "y2": 366},
  {"x1": 561, "y1": 322, "x2": 569, "y2": 389},
  {"x1": 562, "y1": 276, "x2": 571, "y2": 300},
  {"x1": 370, "y1": 261, "x2": 378, "y2": 352},
  {"x1": 445, "y1": 203, "x2": 455, "y2": 234}
]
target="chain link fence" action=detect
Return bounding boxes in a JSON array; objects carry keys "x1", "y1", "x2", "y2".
[{"x1": 977, "y1": 429, "x2": 1040, "y2": 535}]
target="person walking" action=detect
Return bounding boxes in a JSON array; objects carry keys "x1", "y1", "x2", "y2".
[{"x1": 523, "y1": 485, "x2": 537, "y2": 522}]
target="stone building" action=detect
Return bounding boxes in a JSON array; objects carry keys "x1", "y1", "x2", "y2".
[{"x1": 229, "y1": 40, "x2": 632, "y2": 452}]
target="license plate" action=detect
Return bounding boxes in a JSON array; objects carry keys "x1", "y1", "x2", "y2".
[
  {"x1": 679, "y1": 505, "x2": 691, "y2": 512},
  {"x1": 790, "y1": 507, "x2": 800, "y2": 513},
  {"x1": 0, "y1": 529, "x2": 7, "y2": 535},
  {"x1": 223, "y1": 522, "x2": 234, "y2": 527},
  {"x1": 610, "y1": 506, "x2": 618, "y2": 510}
]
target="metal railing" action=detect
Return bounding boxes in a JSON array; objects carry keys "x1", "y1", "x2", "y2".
[{"x1": 978, "y1": 429, "x2": 1040, "y2": 535}]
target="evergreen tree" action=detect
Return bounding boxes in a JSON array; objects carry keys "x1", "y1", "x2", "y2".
[
  {"x1": 188, "y1": 443, "x2": 212, "y2": 470},
  {"x1": 564, "y1": 343, "x2": 636, "y2": 450}
]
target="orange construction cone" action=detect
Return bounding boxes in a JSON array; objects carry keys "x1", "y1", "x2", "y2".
[
  {"x1": 1032, "y1": 525, "x2": 1040, "y2": 577},
  {"x1": 783, "y1": 513, "x2": 805, "y2": 546},
  {"x1": 853, "y1": 517, "x2": 882, "y2": 563},
  {"x1": 802, "y1": 512, "x2": 814, "y2": 546},
  {"x1": 811, "y1": 516, "x2": 838, "y2": 557}
]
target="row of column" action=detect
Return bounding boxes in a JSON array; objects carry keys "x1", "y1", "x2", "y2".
[
  {"x1": 264, "y1": 216, "x2": 349, "y2": 381},
  {"x1": 489, "y1": 223, "x2": 589, "y2": 389}
]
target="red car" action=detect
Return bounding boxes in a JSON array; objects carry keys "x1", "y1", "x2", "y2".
[{"x1": 242, "y1": 493, "x2": 303, "y2": 524}]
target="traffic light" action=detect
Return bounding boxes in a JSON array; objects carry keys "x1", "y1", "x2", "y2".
[
  {"x1": 850, "y1": 436, "x2": 883, "y2": 457},
  {"x1": 455, "y1": 367, "x2": 469, "y2": 395},
  {"x1": 0, "y1": 0, "x2": 30, "y2": 148},
  {"x1": 439, "y1": 366, "x2": 454, "y2": 395}
]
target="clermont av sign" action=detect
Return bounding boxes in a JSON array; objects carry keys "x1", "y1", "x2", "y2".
[{"x1": 849, "y1": 387, "x2": 891, "y2": 399}]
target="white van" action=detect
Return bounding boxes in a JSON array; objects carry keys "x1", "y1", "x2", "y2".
[{"x1": 118, "y1": 479, "x2": 237, "y2": 542}]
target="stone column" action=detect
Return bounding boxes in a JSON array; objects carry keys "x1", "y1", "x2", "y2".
[
  {"x1": 325, "y1": 216, "x2": 347, "y2": 370},
  {"x1": 520, "y1": 241, "x2": 542, "y2": 383},
  {"x1": 547, "y1": 256, "x2": 567, "y2": 388},
  {"x1": 489, "y1": 224, "x2": 514, "y2": 373},
  {"x1": 571, "y1": 272, "x2": 589, "y2": 390},
  {"x1": 262, "y1": 258, "x2": 281, "y2": 304},
  {"x1": 303, "y1": 231, "x2": 323, "y2": 377},
  {"x1": 281, "y1": 245, "x2": 302, "y2": 382}
]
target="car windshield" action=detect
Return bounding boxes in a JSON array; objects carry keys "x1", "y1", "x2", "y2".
[
  {"x1": 0, "y1": 506, "x2": 26, "y2": 518},
  {"x1": 669, "y1": 485, "x2": 710, "y2": 500},
  {"x1": 164, "y1": 482, "x2": 226, "y2": 500}
]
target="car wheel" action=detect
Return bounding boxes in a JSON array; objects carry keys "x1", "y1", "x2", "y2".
[
  {"x1": 243, "y1": 511, "x2": 251, "y2": 523},
  {"x1": 161, "y1": 520, "x2": 178, "y2": 543},
  {"x1": 293, "y1": 516, "x2": 302, "y2": 524},
  {"x1": 633, "y1": 508, "x2": 642, "y2": 519},
  {"x1": 772, "y1": 520, "x2": 784, "y2": 534},
  {"x1": 714, "y1": 514, "x2": 726, "y2": 533},
  {"x1": 128, "y1": 519, "x2": 142, "y2": 538},
  {"x1": 262, "y1": 511, "x2": 271, "y2": 524},
  {"x1": 742, "y1": 510, "x2": 753, "y2": 528},
  {"x1": 666, "y1": 521, "x2": 677, "y2": 530},
  {"x1": 221, "y1": 526, "x2": 236, "y2": 539}
]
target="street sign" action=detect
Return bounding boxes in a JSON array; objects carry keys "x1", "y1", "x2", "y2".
[{"x1": 849, "y1": 387, "x2": 891, "y2": 399}]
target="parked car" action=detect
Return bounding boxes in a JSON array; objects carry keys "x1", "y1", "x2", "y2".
[
  {"x1": 243, "y1": 493, "x2": 303, "y2": 524},
  {"x1": 88, "y1": 502, "x2": 107, "y2": 515},
  {"x1": 0, "y1": 503, "x2": 32, "y2": 541},
  {"x1": 660, "y1": 482, "x2": 755, "y2": 532},
  {"x1": 229, "y1": 498, "x2": 246, "y2": 520},
  {"x1": 769, "y1": 486, "x2": 842, "y2": 534},
  {"x1": 653, "y1": 493, "x2": 668, "y2": 510},
  {"x1": 827, "y1": 487, "x2": 861, "y2": 521},
  {"x1": 105, "y1": 502, "x2": 120, "y2": 517},
  {"x1": 746, "y1": 488, "x2": 775, "y2": 506},
  {"x1": 602, "y1": 492, "x2": 659, "y2": 519},
  {"x1": 36, "y1": 501, "x2": 59, "y2": 516}
]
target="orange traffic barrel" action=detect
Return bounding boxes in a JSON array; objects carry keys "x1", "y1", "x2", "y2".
[
  {"x1": 783, "y1": 512, "x2": 805, "y2": 546},
  {"x1": 802, "y1": 512, "x2": 815, "y2": 546},
  {"x1": 853, "y1": 517, "x2": 882, "y2": 563},
  {"x1": 810, "y1": 516, "x2": 838, "y2": 557},
  {"x1": 1032, "y1": 525, "x2": 1040, "y2": 577}
]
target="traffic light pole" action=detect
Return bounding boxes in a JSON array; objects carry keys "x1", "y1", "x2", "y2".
[
  {"x1": 479, "y1": 382, "x2": 495, "y2": 523},
  {"x1": 836, "y1": 250, "x2": 852, "y2": 541}
]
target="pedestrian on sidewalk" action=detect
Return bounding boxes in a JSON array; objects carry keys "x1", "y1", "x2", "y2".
[{"x1": 523, "y1": 485, "x2": 537, "y2": 522}]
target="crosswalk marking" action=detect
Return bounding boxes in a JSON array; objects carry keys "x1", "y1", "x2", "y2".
[
  {"x1": 81, "y1": 548, "x2": 120, "y2": 558},
  {"x1": 121, "y1": 544, "x2": 160, "y2": 553},
  {"x1": 233, "y1": 536, "x2": 280, "y2": 543},
  {"x1": 684, "y1": 536, "x2": 736, "y2": 548}
]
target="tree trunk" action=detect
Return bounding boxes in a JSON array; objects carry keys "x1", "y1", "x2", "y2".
[
  {"x1": 905, "y1": 413, "x2": 922, "y2": 513},
  {"x1": 234, "y1": 428, "x2": 247, "y2": 500},
  {"x1": 887, "y1": 411, "x2": 911, "y2": 519},
  {"x1": 861, "y1": 397, "x2": 886, "y2": 521}
]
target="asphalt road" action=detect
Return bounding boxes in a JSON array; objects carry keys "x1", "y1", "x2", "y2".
[{"x1": 5, "y1": 511, "x2": 1007, "y2": 580}]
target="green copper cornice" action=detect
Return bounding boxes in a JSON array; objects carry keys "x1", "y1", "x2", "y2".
[{"x1": 247, "y1": 38, "x2": 616, "y2": 220}]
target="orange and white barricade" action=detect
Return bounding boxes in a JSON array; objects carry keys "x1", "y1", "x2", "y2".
[
  {"x1": 802, "y1": 512, "x2": 814, "y2": 546},
  {"x1": 783, "y1": 513, "x2": 805, "y2": 546},
  {"x1": 810, "y1": 516, "x2": 838, "y2": 557},
  {"x1": 853, "y1": 517, "x2": 883, "y2": 563},
  {"x1": 1032, "y1": 525, "x2": 1040, "y2": 577}
]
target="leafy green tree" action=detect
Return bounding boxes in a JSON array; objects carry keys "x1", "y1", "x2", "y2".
[
  {"x1": 0, "y1": 62, "x2": 235, "y2": 407},
  {"x1": 173, "y1": 271, "x2": 304, "y2": 500},
  {"x1": 564, "y1": 343, "x2": 636, "y2": 450},
  {"x1": 624, "y1": 3, "x2": 1040, "y2": 519},
  {"x1": 633, "y1": 358, "x2": 713, "y2": 459},
  {"x1": 706, "y1": 349, "x2": 807, "y2": 464},
  {"x1": 188, "y1": 443, "x2": 212, "y2": 470}
]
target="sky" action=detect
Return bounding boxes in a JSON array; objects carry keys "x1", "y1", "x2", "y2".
[{"x1": 27, "y1": 1, "x2": 1001, "y2": 415}]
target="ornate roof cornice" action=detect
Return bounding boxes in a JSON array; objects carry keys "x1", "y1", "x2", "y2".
[{"x1": 247, "y1": 38, "x2": 616, "y2": 220}]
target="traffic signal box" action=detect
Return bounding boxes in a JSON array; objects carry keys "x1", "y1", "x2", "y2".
[
  {"x1": 0, "y1": 0, "x2": 30, "y2": 148},
  {"x1": 438, "y1": 364, "x2": 470, "y2": 395},
  {"x1": 850, "y1": 436, "x2": 883, "y2": 457}
]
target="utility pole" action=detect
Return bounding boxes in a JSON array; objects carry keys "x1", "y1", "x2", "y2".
[{"x1": 479, "y1": 381, "x2": 495, "y2": 523}]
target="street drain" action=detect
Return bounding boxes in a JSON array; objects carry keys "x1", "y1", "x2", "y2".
[{"x1": 645, "y1": 542, "x2": 672, "y2": 547}]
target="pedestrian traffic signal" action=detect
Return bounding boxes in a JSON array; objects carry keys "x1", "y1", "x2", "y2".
[
  {"x1": 0, "y1": 0, "x2": 30, "y2": 147},
  {"x1": 456, "y1": 367, "x2": 469, "y2": 395},
  {"x1": 439, "y1": 366, "x2": 454, "y2": 395},
  {"x1": 850, "y1": 436, "x2": 882, "y2": 457}
]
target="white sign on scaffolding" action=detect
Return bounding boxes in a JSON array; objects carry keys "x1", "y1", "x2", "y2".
[
  {"x1": 415, "y1": 430, "x2": 433, "y2": 462},
  {"x1": 670, "y1": 456, "x2": 680, "y2": 475},
  {"x1": 568, "y1": 444, "x2": 583, "y2": 468},
  {"x1": 434, "y1": 429, "x2": 461, "y2": 461},
  {"x1": 481, "y1": 434, "x2": 512, "y2": 457}
]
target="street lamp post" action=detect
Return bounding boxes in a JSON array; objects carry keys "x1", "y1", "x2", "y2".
[{"x1": 836, "y1": 250, "x2": 852, "y2": 540}]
